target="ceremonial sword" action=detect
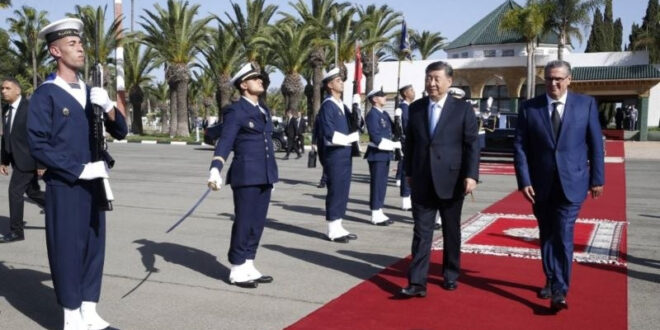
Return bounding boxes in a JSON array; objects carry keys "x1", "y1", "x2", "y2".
[{"x1": 165, "y1": 184, "x2": 215, "y2": 233}]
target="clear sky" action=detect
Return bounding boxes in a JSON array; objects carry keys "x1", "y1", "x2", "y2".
[{"x1": 0, "y1": 0, "x2": 651, "y2": 85}]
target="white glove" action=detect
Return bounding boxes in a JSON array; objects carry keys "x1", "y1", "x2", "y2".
[
  {"x1": 394, "y1": 107, "x2": 402, "y2": 116},
  {"x1": 207, "y1": 168, "x2": 222, "y2": 191},
  {"x1": 79, "y1": 161, "x2": 109, "y2": 180},
  {"x1": 90, "y1": 87, "x2": 114, "y2": 113}
]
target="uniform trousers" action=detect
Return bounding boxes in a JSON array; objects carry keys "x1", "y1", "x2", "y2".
[
  {"x1": 229, "y1": 184, "x2": 272, "y2": 265},
  {"x1": 368, "y1": 160, "x2": 389, "y2": 210},
  {"x1": 8, "y1": 168, "x2": 45, "y2": 234},
  {"x1": 325, "y1": 152, "x2": 352, "y2": 221},
  {"x1": 409, "y1": 189, "x2": 464, "y2": 287},
  {"x1": 397, "y1": 159, "x2": 411, "y2": 197},
  {"x1": 45, "y1": 181, "x2": 105, "y2": 309},
  {"x1": 532, "y1": 173, "x2": 582, "y2": 295}
]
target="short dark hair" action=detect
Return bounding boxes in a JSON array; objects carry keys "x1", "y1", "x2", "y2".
[
  {"x1": 545, "y1": 60, "x2": 572, "y2": 76},
  {"x1": 2, "y1": 77, "x2": 21, "y2": 90},
  {"x1": 399, "y1": 85, "x2": 412, "y2": 98},
  {"x1": 425, "y1": 61, "x2": 453, "y2": 78}
]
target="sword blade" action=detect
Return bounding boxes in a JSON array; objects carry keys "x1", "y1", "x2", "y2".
[{"x1": 166, "y1": 187, "x2": 212, "y2": 233}]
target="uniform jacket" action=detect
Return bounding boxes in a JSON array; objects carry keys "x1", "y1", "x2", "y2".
[
  {"x1": 365, "y1": 107, "x2": 394, "y2": 162},
  {"x1": 403, "y1": 96, "x2": 480, "y2": 200},
  {"x1": 27, "y1": 83, "x2": 127, "y2": 185},
  {"x1": 318, "y1": 97, "x2": 352, "y2": 161},
  {"x1": 2, "y1": 97, "x2": 44, "y2": 171},
  {"x1": 400, "y1": 100, "x2": 410, "y2": 137},
  {"x1": 513, "y1": 92, "x2": 604, "y2": 203},
  {"x1": 212, "y1": 97, "x2": 278, "y2": 187}
]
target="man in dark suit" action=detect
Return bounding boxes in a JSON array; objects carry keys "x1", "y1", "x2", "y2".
[
  {"x1": 400, "y1": 61, "x2": 479, "y2": 297},
  {"x1": 284, "y1": 110, "x2": 300, "y2": 159},
  {"x1": 1, "y1": 78, "x2": 46, "y2": 243},
  {"x1": 514, "y1": 60, "x2": 604, "y2": 311},
  {"x1": 295, "y1": 111, "x2": 306, "y2": 155},
  {"x1": 208, "y1": 62, "x2": 278, "y2": 288}
]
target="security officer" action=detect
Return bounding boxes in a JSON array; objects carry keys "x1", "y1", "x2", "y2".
[
  {"x1": 396, "y1": 83, "x2": 414, "y2": 211},
  {"x1": 207, "y1": 63, "x2": 278, "y2": 288},
  {"x1": 317, "y1": 67, "x2": 359, "y2": 243},
  {"x1": 28, "y1": 18, "x2": 127, "y2": 330},
  {"x1": 364, "y1": 88, "x2": 398, "y2": 225}
]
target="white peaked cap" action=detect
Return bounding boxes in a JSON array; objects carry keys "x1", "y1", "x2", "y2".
[{"x1": 38, "y1": 18, "x2": 83, "y2": 43}]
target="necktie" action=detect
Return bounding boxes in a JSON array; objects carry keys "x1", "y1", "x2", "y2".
[
  {"x1": 551, "y1": 102, "x2": 561, "y2": 140},
  {"x1": 4, "y1": 106, "x2": 12, "y2": 153},
  {"x1": 429, "y1": 102, "x2": 441, "y2": 135}
]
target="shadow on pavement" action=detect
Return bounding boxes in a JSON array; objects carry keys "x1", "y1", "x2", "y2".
[{"x1": 0, "y1": 261, "x2": 59, "y2": 329}]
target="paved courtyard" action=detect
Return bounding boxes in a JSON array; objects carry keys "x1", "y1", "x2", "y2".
[{"x1": 0, "y1": 142, "x2": 658, "y2": 329}]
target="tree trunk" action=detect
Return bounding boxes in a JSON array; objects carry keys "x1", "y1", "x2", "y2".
[
  {"x1": 558, "y1": 29, "x2": 566, "y2": 61},
  {"x1": 362, "y1": 49, "x2": 374, "y2": 96},
  {"x1": 166, "y1": 63, "x2": 190, "y2": 137},
  {"x1": 309, "y1": 47, "x2": 325, "y2": 128},
  {"x1": 176, "y1": 79, "x2": 190, "y2": 137},
  {"x1": 281, "y1": 73, "x2": 303, "y2": 113},
  {"x1": 129, "y1": 85, "x2": 144, "y2": 135},
  {"x1": 160, "y1": 100, "x2": 169, "y2": 134},
  {"x1": 32, "y1": 48, "x2": 37, "y2": 89},
  {"x1": 168, "y1": 85, "x2": 177, "y2": 137},
  {"x1": 216, "y1": 74, "x2": 233, "y2": 123}
]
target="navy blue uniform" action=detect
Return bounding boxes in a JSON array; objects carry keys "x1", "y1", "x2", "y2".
[
  {"x1": 397, "y1": 100, "x2": 411, "y2": 198},
  {"x1": 312, "y1": 114, "x2": 327, "y2": 185},
  {"x1": 211, "y1": 97, "x2": 278, "y2": 265},
  {"x1": 317, "y1": 97, "x2": 352, "y2": 221},
  {"x1": 364, "y1": 107, "x2": 393, "y2": 210},
  {"x1": 27, "y1": 79, "x2": 127, "y2": 308}
]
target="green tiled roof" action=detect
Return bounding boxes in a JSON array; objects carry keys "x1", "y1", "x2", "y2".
[
  {"x1": 445, "y1": 0, "x2": 559, "y2": 50},
  {"x1": 572, "y1": 65, "x2": 660, "y2": 81}
]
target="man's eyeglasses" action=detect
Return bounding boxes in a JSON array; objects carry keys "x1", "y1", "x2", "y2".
[{"x1": 545, "y1": 76, "x2": 569, "y2": 83}]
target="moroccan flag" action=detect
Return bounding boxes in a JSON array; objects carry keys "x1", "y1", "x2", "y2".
[
  {"x1": 353, "y1": 42, "x2": 362, "y2": 95},
  {"x1": 399, "y1": 20, "x2": 411, "y2": 60}
]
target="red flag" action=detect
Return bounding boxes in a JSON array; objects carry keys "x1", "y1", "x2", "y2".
[{"x1": 353, "y1": 43, "x2": 362, "y2": 95}]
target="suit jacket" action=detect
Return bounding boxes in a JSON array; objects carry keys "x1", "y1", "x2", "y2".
[
  {"x1": 285, "y1": 117, "x2": 298, "y2": 137},
  {"x1": 365, "y1": 107, "x2": 394, "y2": 162},
  {"x1": 513, "y1": 92, "x2": 604, "y2": 203},
  {"x1": 2, "y1": 98, "x2": 43, "y2": 171},
  {"x1": 212, "y1": 97, "x2": 278, "y2": 187},
  {"x1": 404, "y1": 96, "x2": 479, "y2": 200},
  {"x1": 28, "y1": 83, "x2": 127, "y2": 185}
]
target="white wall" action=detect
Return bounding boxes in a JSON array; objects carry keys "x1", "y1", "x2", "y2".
[{"x1": 649, "y1": 82, "x2": 660, "y2": 128}]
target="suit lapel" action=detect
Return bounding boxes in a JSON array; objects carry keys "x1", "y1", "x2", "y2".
[
  {"x1": 536, "y1": 96, "x2": 556, "y2": 146},
  {"x1": 419, "y1": 97, "x2": 432, "y2": 141}
]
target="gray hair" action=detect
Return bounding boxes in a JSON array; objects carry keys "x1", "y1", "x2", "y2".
[{"x1": 544, "y1": 60, "x2": 572, "y2": 76}]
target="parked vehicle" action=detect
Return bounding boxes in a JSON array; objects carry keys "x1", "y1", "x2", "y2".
[
  {"x1": 203, "y1": 123, "x2": 288, "y2": 152},
  {"x1": 481, "y1": 112, "x2": 517, "y2": 155}
]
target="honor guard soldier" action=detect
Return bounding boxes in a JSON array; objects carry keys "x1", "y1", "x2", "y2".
[
  {"x1": 207, "y1": 63, "x2": 278, "y2": 288},
  {"x1": 396, "y1": 83, "x2": 414, "y2": 211},
  {"x1": 317, "y1": 68, "x2": 359, "y2": 242},
  {"x1": 364, "y1": 88, "x2": 398, "y2": 225},
  {"x1": 27, "y1": 18, "x2": 127, "y2": 329}
]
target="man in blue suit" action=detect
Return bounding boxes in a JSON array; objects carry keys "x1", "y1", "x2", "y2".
[
  {"x1": 514, "y1": 60, "x2": 604, "y2": 311},
  {"x1": 317, "y1": 68, "x2": 360, "y2": 243},
  {"x1": 28, "y1": 18, "x2": 127, "y2": 330},
  {"x1": 364, "y1": 88, "x2": 397, "y2": 226},
  {"x1": 400, "y1": 61, "x2": 479, "y2": 297},
  {"x1": 208, "y1": 63, "x2": 278, "y2": 289}
]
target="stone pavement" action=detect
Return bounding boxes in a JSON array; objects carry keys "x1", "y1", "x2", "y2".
[{"x1": 0, "y1": 142, "x2": 657, "y2": 329}]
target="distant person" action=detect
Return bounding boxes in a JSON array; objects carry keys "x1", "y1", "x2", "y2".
[
  {"x1": 514, "y1": 60, "x2": 604, "y2": 312},
  {"x1": 0, "y1": 77, "x2": 46, "y2": 243},
  {"x1": 284, "y1": 110, "x2": 300, "y2": 159},
  {"x1": 295, "y1": 111, "x2": 306, "y2": 155},
  {"x1": 614, "y1": 107, "x2": 623, "y2": 130},
  {"x1": 628, "y1": 105, "x2": 638, "y2": 130},
  {"x1": 400, "y1": 61, "x2": 479, "y2": 297},
  {"x1": 396, "y1": 83, "x2": 414, "y2": 212}
]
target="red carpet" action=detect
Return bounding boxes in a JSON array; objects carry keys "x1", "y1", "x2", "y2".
[
  {"x1": 288, "y1": 140, "x2": 627, "y2": 329},
  {"x1": 479, "y1": 162, "x2": 515, "y2": 176}
]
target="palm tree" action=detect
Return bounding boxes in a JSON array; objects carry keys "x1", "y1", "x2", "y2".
[
  {"x1": 0, "y1": 0, "x2": 11, "y2": 9},
  {"x1": 124, "y1": 34, "x2": 158, "y2": 135},
  {"x1": 331, "y1": 6, "x2": 359, "y2": 80},
  {"x1": 412, "y1": 30, "x2": 446, "y2": 60},
  {"x1": 145, "y1": 81, "x2": 170, "y2": 134},
  {"x1": 68, "y1": 5, "x2": 124, "y2": 82},
  {"x1": 284, "y1": 0, "x2": 350, "y2": 123},
  {"x1": 6, "y1": 5, "x2": 49, "y2": 90},
  {"x1": 357, "y1": 4, "x2": 402, "y2": 95},
  {"x1": 542, "y1": 0, "x2": 603, "y2": 60},
  {"x1": 255, "y1": 20, "x2": 315, "y2": 114},
  {"x1": 140, "y1": 0, "x2": 212, "y2": 137},
  {"x1": 500, "y1": 0, "x2": 548, "y2": 99},
  {"x1": 224, "y1": 0, "x2": 278, "y2": 78},
  {"x1": 198, "y1": 23, "x2": 242, "y2": 116}
]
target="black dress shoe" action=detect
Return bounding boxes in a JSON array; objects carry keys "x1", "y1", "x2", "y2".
[
  {"x1": 434, "y1": 223, "x2": 441, "y2": 230},
  {"x1": 538, "y1": 282, "x2": 552, "y2": 299},
  {"x1": 550, "y1": 293, "x2": 568, "y2": 311},
  {"x1": 317, "y1": 182, "x2": 326, "y2": 188},
  {"x1": 0, "y1": 232, "x2": 24, "y2": 243},
  {"x1": 399, "y1": 285, "x2": 426, "y2": 298},
  {"x1": 373, "y1": 220, "x2": 391, "y2": 226},
  {"x1": 232, "y1": 280, "x2": 258, "y2": 288},
  {"x1": 442, "y1": 280, "x2": 458, "y2": 291},
  {"x1": 255, "y1": 275, "x2": 273, "y2": 284},
  {"x1": 347, "y1": 233, "x2": 358, "y2": 240},
  {"x1": 328, "y1": 235, "x2": 350, "y2": 243},
  {"x1": 283, "y1": 156, "x2": 290, "y2": 160}
]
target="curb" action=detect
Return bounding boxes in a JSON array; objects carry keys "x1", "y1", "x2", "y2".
[{"x1": 108, "y1": 139, "x2": 208, "y2": 146}]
